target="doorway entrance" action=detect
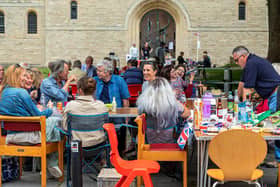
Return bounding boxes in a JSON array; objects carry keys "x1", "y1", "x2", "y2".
[{"x1": 140, "y1": 9, "x2": 176, "y2": 59}]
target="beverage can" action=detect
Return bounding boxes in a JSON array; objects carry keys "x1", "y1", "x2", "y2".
[{"x1": 57, "y1": 102, "x2": 63, "y2": 111}]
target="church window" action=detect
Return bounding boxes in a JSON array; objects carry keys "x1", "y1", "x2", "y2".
[
  {"x1": 238, "y1": 2, "x2": 246, "y2": 20},
  {"x1": 0, "y1": 11, "x2": 4, "y2": 33},
  {"x1": 71, "y1": 1, "x2": 77, "y2": 19},
  {"x1": 28, "y1": 11, "x2": 37, "y2": 34}
]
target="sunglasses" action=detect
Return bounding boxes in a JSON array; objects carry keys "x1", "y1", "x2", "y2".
[{"x1": 234, "y1": 55, "x2": 244, "y2": 63}]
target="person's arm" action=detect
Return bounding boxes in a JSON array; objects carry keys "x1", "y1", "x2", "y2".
[
  {"x1": 181, "y1": 104, "x2": 191, "y2": 118},
  {"x1": 150, "y1": 47, "x2": 153, "y2": 54},
  {"x1": 62, "y1": 75, "x2": 77, "y2": 92},
  {"x1": 20, "y1": 89, "x2": 53, "y2": 117},
  {"x1": 141, "y1": 48, "x2": 144, "y2": 57},
  {"x1": 237, "y1": 81, "x2": 244, "y2": 99}
]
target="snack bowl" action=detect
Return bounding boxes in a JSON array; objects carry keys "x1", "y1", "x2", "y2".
[{"x1": 105, "y1": 103, "x2": 112, "y2": 111}]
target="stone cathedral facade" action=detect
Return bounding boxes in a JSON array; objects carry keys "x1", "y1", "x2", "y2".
[{"x1": 0, "y1": 0, "x2": 268, "y2": 67}]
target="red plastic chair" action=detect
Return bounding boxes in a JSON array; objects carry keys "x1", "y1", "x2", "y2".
[
  {"x1": 127, "y1": 84, "x2": 142, "y2": 105},
  {"x1": 103, "y1": 123, "x2": 160, "y2": 187},
  {"x1": 69, "y1": 84, "x2": 78, "y2": 99}
]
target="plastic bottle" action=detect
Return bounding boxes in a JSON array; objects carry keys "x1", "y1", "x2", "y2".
[
  {"x1": 40, "y1": 93, "x2": 47, "y2": 108},
  {"x1": 112, "y1": 97, "x2": 117, "y2": 112},
  {"x1": 202, "y1": 92, "x2": 212, "y2": 119},
  {"x1": 227, "y1": 91, "x2": 234, "y2": 114},
  {"x1": 245, "y1": 94, "x2": 253, "y2": 121},
  {"x1": 217, "y1": 98, "x2": 223, "y2": 119},
  {"x1": 233, "y1": 90, "x2": 239, "y2": 123}
]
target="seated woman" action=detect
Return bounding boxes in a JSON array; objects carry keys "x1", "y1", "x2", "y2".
[
  {"x1": 137, "y1": 77, "x2": 190, "y2": 144},
  {"x1": 175, "y1": 64, "x2": 194, "y2": 98},
  {"x1": 0, "y1": 64, "x2": 62, "y2": 178},
  {"x1": 63, "y1": 76, "x2": 108, "y2": 147}
]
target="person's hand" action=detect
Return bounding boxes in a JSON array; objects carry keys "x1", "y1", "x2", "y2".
[
  {"x1": 189, "y1": 72, "x2": 195, "y2": 83},
  {"x1": 68, "y1": 75, "x2": 77, "y2": 82},
  {"x1": 30, "y1": 90, "x2": 38, "y2": 100},
  {"x1": 37, "y1": 104, "x2": 44, "y2": 111}
]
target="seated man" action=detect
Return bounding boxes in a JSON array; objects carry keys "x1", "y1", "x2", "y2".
[
  {"x1": 40, "y1": 60, "x2": 76, "y2": 105},
  {"x1": 123, "y1": 59, "x2": 143, "y2": 85},
  {"x1": 63, "y1": 76, "x2": 108, "y2": 147},
  {"x1": 94, "y1": 59, "x2": 130, "y2": 108}
]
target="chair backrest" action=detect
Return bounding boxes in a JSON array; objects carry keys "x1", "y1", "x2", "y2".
[
  {"x1": 69, "y1": 84, "x2": 78, "y2": 96},
  {"x1": 103, "y1": 123, "x2": 124, "y2": 172},
  {"x1": 0, "y1": 115, "x2": 46, "y2": 144},
  {"x1": 134, "y1": 114, "x2": 147, "y2": 147},
  {"x1": 208, "y1": 129, "x2": 267, "y2": 181},
  {"x1": 67, "y1": 113, "x2": 108, "y2": 134},
  {"x1": 127, "y1": 84, "x2": 142, "y2": 97}
]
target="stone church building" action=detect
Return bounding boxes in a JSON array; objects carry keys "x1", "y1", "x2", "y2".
[{"x1": 0, "y1": 0, "x2": 268, "y2": 67}]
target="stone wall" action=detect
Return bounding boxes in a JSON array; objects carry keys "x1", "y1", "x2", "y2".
[{"x1": 0, "y1": 0, "x2": 268, "y2": 67}]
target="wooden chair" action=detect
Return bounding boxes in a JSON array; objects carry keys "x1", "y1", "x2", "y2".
[
  {"x1": 103, "y1": 123, "x2": 160, "y2": 187},
  {"x1": 207, "y1": 129, "x2": 267, "y2": 187},
  {"x1": 135, "y1": 114, "x2": 187, "y2": 187},
  {"x1": 127, "y1": 84, "x2": 142, "y2": 105},
  {"x1": 0, "y1": 115, "x2": 64, "y2": 187}
]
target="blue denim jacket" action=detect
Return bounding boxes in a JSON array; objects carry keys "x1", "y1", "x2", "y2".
[
  {"x1": 94, "y1": 75, "x2": 130, "y2": 107},
  {"x1": 0, "y1": 87, "x2": 52, "y2": 117},
  {"x1": 40, "y1": 76, "x2": 68, "y2": 104}
]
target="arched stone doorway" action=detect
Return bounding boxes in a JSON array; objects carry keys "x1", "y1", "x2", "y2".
[
  {"x1": 125, "y1": 0, "x2": 191, "y2": 60},
  {"x1": 140, "y1": 9, "x2": 176, "y2": 58}
]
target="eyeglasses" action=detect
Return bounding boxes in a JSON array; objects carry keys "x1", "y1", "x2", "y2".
[{"x1": 234, "y1": 55, "x2": 243, "y2": 63}]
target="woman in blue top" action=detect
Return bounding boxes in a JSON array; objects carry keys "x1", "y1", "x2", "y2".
[{"x1": 0, "y1": 64, "x2": 62, "y2": 178}]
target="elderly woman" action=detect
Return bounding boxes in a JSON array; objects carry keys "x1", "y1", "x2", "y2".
[
  {"x1": 0, "y1": 64, "x2": 62, "y2": 178},
  {"x1": 137, "y1": 77, "x2": 190, "y2": 143}
]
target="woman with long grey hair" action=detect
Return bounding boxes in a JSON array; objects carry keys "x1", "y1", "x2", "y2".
[{"x1": 137, "y1": 77, "x2": 190, "y2": 143}]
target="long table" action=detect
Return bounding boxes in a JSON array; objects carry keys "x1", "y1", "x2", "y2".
[
  {"x1": 194, "y1": 130, "x2": 280, "y2": 187},
  {"x1": 108, "y1": 107, "x2": 138, "y2": 118}
]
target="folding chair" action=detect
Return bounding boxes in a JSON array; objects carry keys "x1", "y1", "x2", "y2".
[
  {"x1": 65, "y1": 112, "x2": 110, "y2": 186},
  {"x1": 207, "y1": 129, "x2": 267, "y2": 187},
  {"x1": 0, "y1": 115, "x2": 64, "y2": 187}
]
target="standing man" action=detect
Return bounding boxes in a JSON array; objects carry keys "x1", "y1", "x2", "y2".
[
  {"x1": 129, "y1": 43, "x2": 139, "y2": 60},
  {"x1": 233, "y1": 45, "x2": 280, "y2": 165},
  {"x1": 141, "y1": 42, "x2": 153, "y2": 60},
  {"x1": 232, "y1": 46, "x2": 280, "y2": 112},
  {"x1": 82, "y1": 56, "x2": 97, "y2": 77},
  {"x1": 177, "y1": 51, "x2": 186, "y2": 65},
  {"x1": 94, "y1": 59, "x2": 130, "y2": 108},
  {"x1": 0, "y1": 65, "x2": 4, "y2": 84},
  {"x1": 202, "y1": 51, "x2": 211, "y2": 68},
  {"x1": 157, "y1": 42, "x2": 166, "y2": 66},
  {"x1": 40, "y1": 60, "x2": 77, "y2": 105}
]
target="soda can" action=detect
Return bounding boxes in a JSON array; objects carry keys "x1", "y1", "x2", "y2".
[{"x1": 57, "y1": 102, "x2": 63, "y2": 111}]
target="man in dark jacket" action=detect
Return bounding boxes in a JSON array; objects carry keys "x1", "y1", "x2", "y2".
[{"x1": 123, "y1": 59, "x2": 143, "y2": 85}]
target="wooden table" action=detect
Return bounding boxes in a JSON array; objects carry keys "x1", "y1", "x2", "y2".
[
  {"x1": 108, "y1": 107, "x2": 138, "y2": 118},
  {"x1": 194, "y1": 130, "x2": 280, "y2": 187}
]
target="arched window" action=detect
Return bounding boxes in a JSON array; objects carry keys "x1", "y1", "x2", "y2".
[
  {"x1": 28, "y1": 11, "x2": 37, "y2": 34},
  {"x1": 71, "y1": 1, "x2": 77, "y2": 19},
  {"x1": 0, "y1": 11, "x2": 4, "y2": 33},
  {"x1": 238, "y1": 2, "x2": 246, "y2": 20}
]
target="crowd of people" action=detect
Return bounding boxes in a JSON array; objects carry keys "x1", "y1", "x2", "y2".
[{"x1": 0, "y1": 43, "x2": 279, "y2": 182}]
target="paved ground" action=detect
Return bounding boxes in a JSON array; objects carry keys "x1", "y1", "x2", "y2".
[{"x1": 2, "y1": 144, "x2": 278, "y2": 187}]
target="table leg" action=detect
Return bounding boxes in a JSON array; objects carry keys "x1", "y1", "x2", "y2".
[
  {"x1": 197, "y1": 139, "x2": 200, "y2": 187},
  {"x1": 203, "y1": 142, "x2": 209, "y2": 186}
]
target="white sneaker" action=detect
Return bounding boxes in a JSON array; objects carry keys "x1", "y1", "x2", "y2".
[{"x1": 47, "y1": 166, "x2": 62, "y2": 178}]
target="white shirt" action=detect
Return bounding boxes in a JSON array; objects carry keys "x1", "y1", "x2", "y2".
[{"x1": 129, "y1": 46, "x2": 139, "y2": 58}]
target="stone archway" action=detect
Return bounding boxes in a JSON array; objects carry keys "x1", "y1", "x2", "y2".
[
  {"x1": 125, "y1": 0, "x2": 191, "y2": 58},
  {"x1": 140, "y1": 9, "x2": 176, "y2": 58}
]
